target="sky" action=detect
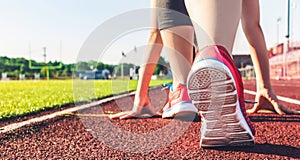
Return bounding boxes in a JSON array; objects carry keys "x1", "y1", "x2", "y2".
[{"x1": 0, "y1": 0, "x2": 299, "y2": 64}]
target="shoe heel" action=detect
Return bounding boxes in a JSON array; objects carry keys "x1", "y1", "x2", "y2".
[{"x1": 188, "y1": 59, "x2": 254, "y2": 147}]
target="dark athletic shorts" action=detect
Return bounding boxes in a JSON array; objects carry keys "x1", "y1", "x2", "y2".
[{"x1": 157, "y1": 0, "x2": 193, "y2": 30}]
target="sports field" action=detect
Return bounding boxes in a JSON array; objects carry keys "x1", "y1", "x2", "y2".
[
  {"x1": 0, "y1": 80, "x2": 171, "y2": 120},
  {"x1": 0, "y1": 79, "x2": 299, "y2": 159}
]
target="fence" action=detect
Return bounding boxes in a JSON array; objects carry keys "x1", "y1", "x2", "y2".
[
  {"x1": 239, "y1": 65, "x2": 256, "y2": 80},
  {"x1": 269, "y1": 49, "x2": 300, "y2": 79}
]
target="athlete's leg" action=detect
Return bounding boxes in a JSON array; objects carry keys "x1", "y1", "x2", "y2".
[
  {"x1": 184, "y1": 0, "x2": 242, "y2": 53},
  {"x1": 242, "y1": 0, "x2": 300, "y2": 115},
  {"x1": 160, "y1": 25, "x2": 194, "y2": 88}
]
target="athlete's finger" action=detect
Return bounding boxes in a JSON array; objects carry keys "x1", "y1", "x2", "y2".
[
  {"x1": 246, "y1": 102, "x2": 260, "y2": 114},
  {"x1": 120, "y1": 111, "x2": 137, "y2": 120},
  {"x1": 270, "y1": 100, "x2": 284, "y2": 115},
  {"x1": 280, "y1": 105, "x2": 300, "y2": 115},
  {"x1": 109, "y1": 111, "x2": 129, "y2": 119}
]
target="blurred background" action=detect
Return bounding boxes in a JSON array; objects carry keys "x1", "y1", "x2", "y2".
[{"x1": 0, "y1": 0, "x2": 299, "y2": 80}]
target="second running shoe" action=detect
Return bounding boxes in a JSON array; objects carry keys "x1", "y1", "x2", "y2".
[{"x1": 162, "y1": 83, "x2": 198, "y2": 118}]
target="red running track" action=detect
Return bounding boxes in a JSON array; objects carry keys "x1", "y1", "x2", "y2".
[{"x1": 0, "y1": 80, "x2": 299, "y2": 159}]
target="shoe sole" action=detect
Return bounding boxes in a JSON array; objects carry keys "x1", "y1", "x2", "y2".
[
  {"x1": 187, "y1": 59, "x2": 254, "y2": 148},
  {"x1": 162, "y1": 102, "x2": 198, "y2": 119}
]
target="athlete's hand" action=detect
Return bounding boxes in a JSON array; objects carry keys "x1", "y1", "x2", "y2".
[
  {"x1": 246, "y1": 89, "x2": 300, "y2": 115},
  {"x1": 109, "y1": 95, "x2": 160, "y2": 119}
]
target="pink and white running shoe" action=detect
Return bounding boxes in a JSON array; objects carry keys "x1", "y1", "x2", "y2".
[
  {"x1": 162, "y1": 83, "x2": 198, "y2": 118},
  {"x1": 187, "y1": 45, "x2": 255, "y2": 147}
]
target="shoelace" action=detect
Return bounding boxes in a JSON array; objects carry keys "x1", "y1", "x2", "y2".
[
  {"x1": 161, "y1": 83, "x2": 173, "y2": 91},
  {"x1": 244, "y1": 100, "x2": 257, "y2": 104}
]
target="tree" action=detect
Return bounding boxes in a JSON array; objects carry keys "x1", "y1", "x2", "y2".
[
  {"x1": 0, "y1": 56, "x2": 116, "y2": 79},
  {"x1": 154, "y1": 56, "x2": 169, "y2": 75},
  {"x1": 75, "y1": 61, "x2": 90, "y2": 71}
]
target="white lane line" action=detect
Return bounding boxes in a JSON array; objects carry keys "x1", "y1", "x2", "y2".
[
  {"x1": 244, "y1": 89, "x2": 300, "y2": 105},
  {"x1": 0, "y1": 91, "x2": 136, "y2": 134},
  {"x1": 269, "y1": 83, "x2": 300, "y2": 87}
]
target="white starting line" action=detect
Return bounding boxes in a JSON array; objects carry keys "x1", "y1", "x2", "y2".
[
  {"x1": 1, "y1": 88, "x2": 299, "y2": 134},
  {"x1": 244, "y1": 89, "x2": 300, "y2": 105},
  {"x1": 0, "y1": 91, "x2": 136, "y2": 134}
]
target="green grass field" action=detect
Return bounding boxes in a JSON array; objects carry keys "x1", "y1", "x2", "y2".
[{"x1": 0, "y1": 80, "x2": 171, "y2": 120}]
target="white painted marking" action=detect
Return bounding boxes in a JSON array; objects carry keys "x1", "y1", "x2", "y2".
[
  {"x1": 271, "y1": 84, "x2": 300, "y2": 87},
  {"x1": 244, "y1": 89, "x2": 300, "y2": 105},
  {"x1": 0, "y1": 91, "x2": 137, "y2": 134}
]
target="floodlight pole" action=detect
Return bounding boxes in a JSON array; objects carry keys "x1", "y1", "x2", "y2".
[
  {"x1": 286, "y1": 0, "x2": 291, "y2": 40},
  {"x1": 28, "y1": 44, "x2": 63, "y2": 80},
  {"x1": 121, "y1": 52, "x2": 126, "y2": 79},
  {"x1": 283, "y1": 0, "x2": 291, "y2": 78},
  {"x1": 43, "y1": 47, "x2": 50, "y2": 80},
  {"x1": 277, "y1": 17, "x2": 281, "y2": 44}
]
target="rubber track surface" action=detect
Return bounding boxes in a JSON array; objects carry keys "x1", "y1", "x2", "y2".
[{"x1": 0, "y1": 80, "x2": 299, "y2": 159}]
